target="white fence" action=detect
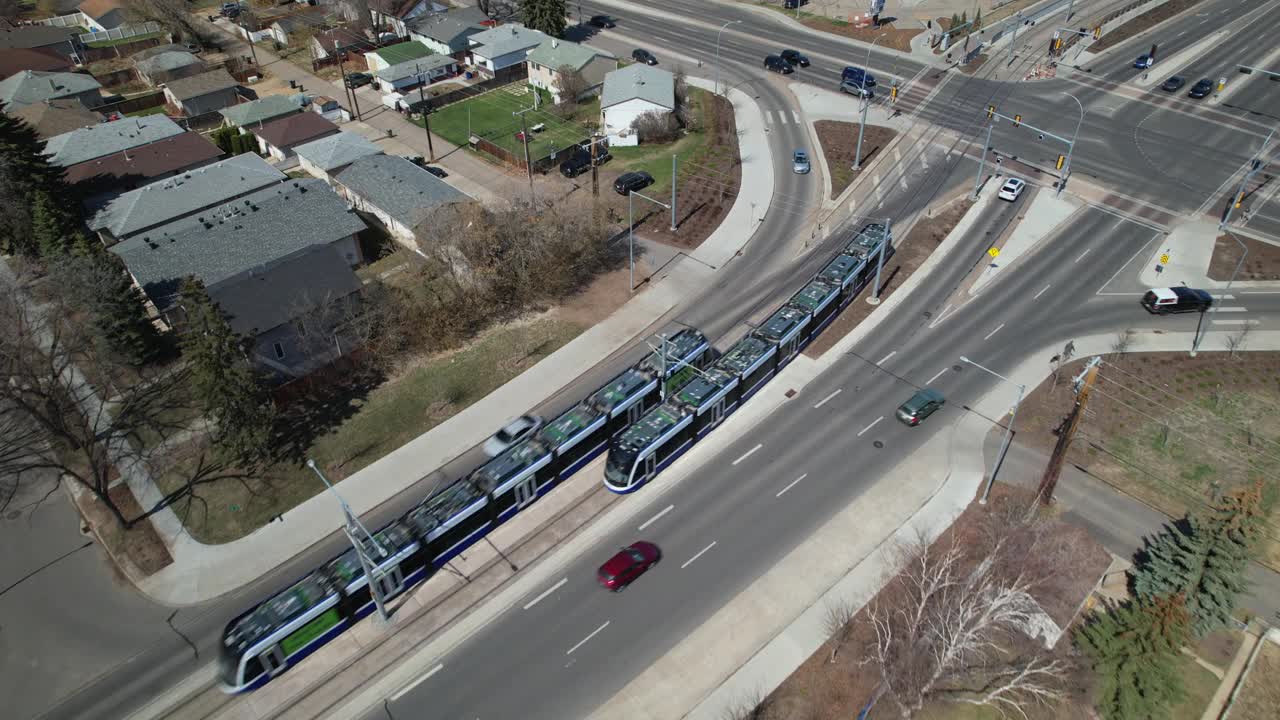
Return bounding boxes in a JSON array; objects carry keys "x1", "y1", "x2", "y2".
[
  {"x1": 79, "y1": 21, "x2": 164, "y2": 45},
  {"x1": 37, "y1": 12, "x2": 88, "y2": 28}
]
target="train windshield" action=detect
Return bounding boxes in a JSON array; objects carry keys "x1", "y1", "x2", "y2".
[{"x1": 604, "y1": 445, "x2": 637, "y2": 488}]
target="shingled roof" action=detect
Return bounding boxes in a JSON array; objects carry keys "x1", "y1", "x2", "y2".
[
  {"x1": 335, "y1": 154, "x2": 468, "y2": 230},
  {"x1": 294, "y1": 130, "x2": 382, "y2": 172},
  {"x1": 63, "y1": 131, "x2": 223, "y2": 187},
  {"x1": 252, "y1": 111, "x2": 338, "y2": 150},
  {"x1": 210, "y1": 243, "x2": 361, "y2": 337},
  {"x1": 43, "y1": 114, "x2": 184, "y2": 167},
  {"x1": 0, "y1": 69, "x2": 100, "y2": 110}
]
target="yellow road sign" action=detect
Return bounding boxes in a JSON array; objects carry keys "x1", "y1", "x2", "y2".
[
  {"x1": 988, "y1": 247, "x2": 1000, "y2": 258},
  {"x1": 1160, "y1": 253, "x2": 1170, "y2": 264}
]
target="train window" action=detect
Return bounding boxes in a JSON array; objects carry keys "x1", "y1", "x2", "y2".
[{"x1": 244, "y1": 656, "x2": 264, "y2": 683}]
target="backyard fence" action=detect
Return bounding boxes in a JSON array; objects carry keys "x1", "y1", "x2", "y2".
[
  {"x1": 80, "y1": 21, "x2": 163, "y2": 45},
  {"x1": 36, "y1": 12, "x2": 87, "y2": 28},
  {"x1": 96, "y1": 90, "x2": 166, "y2": 116}
]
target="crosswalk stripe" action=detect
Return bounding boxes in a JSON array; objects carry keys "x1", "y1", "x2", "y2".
[
  {"x1": 765, "y1": 110, "x2": 773, "y2": 124},
  {"x1": 792, "y1": 110, "x2": 800, "y2": 123}
]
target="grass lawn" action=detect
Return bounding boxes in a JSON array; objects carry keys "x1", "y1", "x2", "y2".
[
  {"x1": 126, "y1": 106, "x2": 168, "y2": 118},
  {"x1": 427, "y1": 83, "x2": 590, "y2": 160},
  {"x1": 1233, "y1": 640, "x2": 1280, "y2": 720},
  {"x1": 610, "y1": 89, "x2": 728, "y2": 198},
  {"x1": 86, "y1": 31, "x2": 165, "y2": 48}
]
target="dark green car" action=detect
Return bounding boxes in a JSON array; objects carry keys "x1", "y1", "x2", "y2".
[{"x1": 896, "y1": 388, "x2": 945, "y2": 426}]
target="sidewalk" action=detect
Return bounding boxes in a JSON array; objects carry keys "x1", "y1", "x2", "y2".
[
  {"x1": 970, "y1": 186, "x2": 1080, "y2": 294},
  {"x1": 1138, "y1": 219, "x2": 1280, "y2": 290}
]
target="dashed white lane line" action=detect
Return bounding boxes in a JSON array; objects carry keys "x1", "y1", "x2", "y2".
[
  {"x1": 391, "y1": 663, "x2": 444, "y2": 702},
  {"x1": 857, "y1": 416, "x2": 884, "y2": 437},
  {"x1": 920, "y1": 151, "x2": 930, "y2": 171},
  {"x1": 814, "y1": 388, "x2": 843, "y2": 409},
  {"x1": 927, "y1": 368, "x2": 948, "y2": 385},
  {"x1": 1212, "y1": 318, "x2": 1261, "y2": 325},
  {"x1": 777, "y1": 474, "x2": 808, "y2": 497},
  {"x1": 1075, "y1": 248, "x2": 1092, "y2": 263},
  {"x1": 567, "y1": 621, "x2": 610, "y2": 655},
  {"x1": 523, "y1": 578, "x2": 568, "y2": 610},
  {"x1": 638, "y1": 504, "x2": 674, "y2": 531},
  {"x1": 894, "y1": 147, "x2": 902, "y2": 163},
  {"x1": 984, "y1": 323, "x2": 1005, "y2": 341},
  {"x1": 899, "y1": 175, "x2": 910, "y2": 191},
  {"x1": 732, "y1": 443, "x2": 763, "y2": 465},
  {"x1": 682, "y1": 541, "x2": 717, "y2": 569},
  {"x1": 876, "y1": 350, "x2": 897, "y2": 366},
  {"x1": 1033, "y1": 284, "x2": 1051, "y2": 300},
  {"x1": 1214, "y1": 306, "x2": 1248, "y2": 312},
  {"x1": 764, "y1": 110, "x2": 773, "y2": 124},
  {"x1": 792, "y1": 110, "x2": 800, "y2": 123}
]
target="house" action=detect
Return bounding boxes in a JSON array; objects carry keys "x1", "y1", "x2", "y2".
[
  {"x1": 0, "y1": 26, "x2": 83, "y2": 62},
  {"x1": 466, "y1": 24, "x2": 548, "y2": 80},
  {"x1": 365, "y1": 40, "x2": 434, "y2": 73},
  {"x1": 43, "y1": 113, "x2": 184, "y2": 167},
  {"x1": 9, "y1": 98, "x2": 102, "y2": 138},
  {"x1": 309, "y1": 27, "x2": 373, "y2": 61},
  {"x1": 252, "y1": 111, "x2": 340, "y2": 161},
  {"x1": 600, "y1": 64, "x2": 674, "y2": 147},
  {"x1": 77, "y1": 0, "x2": 129, "y2": 31},
  {"x1": 269, "y1": 9, "x2": 332, "y2": 47},
  {"x1": 406, "y1": 6, "x2": 486, "y2": 58},
  {"x1": 333, "y1": 153, "x2": 468, "y2": 246},
  {"x1": 0, "y1": 48, "x2": 72, "y2": 81},
  {"x1": 373, "y1": 53, "x2": 457, "y2": 93},
  {"x1": 526, "y1": 39, "x2": 617, "y2": 103},
  {"x1": 63, "y1": 131, "x2": 224, "y2": 202},
  {"x1": 371, "y1": 0, "x2": 450, "y2": 38},
  {"x1": 294, "y1": 130, "x2": 383, "y2": 181},
  {"x1": 163, "y1": 69, "x2": 240, "y2": 117},
  {"x1": 88, "y1": 152, "x2": 286, "y2": 244},
  {"x1": 0, "y1": 69, "x2": 102, "y2": 111},
  {"x1": 135, "y1": 51, "x2": 205, "y2": 87},
  {"x1": 219, "y1": 93, "x2": 305, "y2": 129}
]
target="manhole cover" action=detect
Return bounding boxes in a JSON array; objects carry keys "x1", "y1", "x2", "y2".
[
  {"x1": 873, "y1": 440, "x2": 884, "y2": 449},
  {"x1": 952, "y1": 364, "x2": 964, "y2": 372}
]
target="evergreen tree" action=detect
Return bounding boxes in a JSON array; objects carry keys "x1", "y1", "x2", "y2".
[
  {"x1": 520, "y1": 0, "x2": 567, "y2": 38},
  {"x1": 0, "y1": 111, "x2": 74, "y2": 258},
  {"x1": 30, "y1": 188, "x2": 83, "y2": 258},
  {"x1": 973, "y1": 8, "x2": 982, "y2": 30},
  {"x1": 49, "y1": 249, "x2": 163, "y2": 366},
  {"x1": 1075, "y1": 593, "x2": 1190, "y2": 720},
  {"x1": 950, "y1": 12, "x2": 960, "y2": 31},
  {"x1": 178, "y1": 277, "x2": 275, "y2": 463}
]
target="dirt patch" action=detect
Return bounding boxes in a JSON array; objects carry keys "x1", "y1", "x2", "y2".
[
  {"x1": 1209, "y1": 233, "x2": 1280, "y2": 281},
  {"x1": 1233, "y1": 640, "x2": 1280, "y2": 720},
  {"x1": 813, "y1": 120, "x2": 898, "y2": 199},
  {"x1": 1091, "y1": 0, "x2": 1205, "y2": 52},
  {"x1": 1195, "y1": 628, "x2": 1245, "y2": 669},
  {"x1": 553, "y1": 263, "x2": 650, "y2": 327},
  {"x1": 73, "y1": 482, "x2": 174, "y2": 581},
  {"x1": 956, "y1": 53, "x2": 989, "y2": 74},
  {"x1": 804, "y1": 196, "x2": 974, "y2": 357},
  {"x1": 800, "y1": 19, "x2": 920, "y2": 53}
]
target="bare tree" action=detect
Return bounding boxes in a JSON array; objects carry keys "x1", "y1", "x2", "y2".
[
  {"x1": 124, "y1": 0, "x2": 201, "y2": 41},
  {"x1": 554, "y1": 65, "x2": 589, "y2": 109},
  {"x1": 1226, "y1": 323, "x2": 1252, "y2": 359},
  {"x1": 475, "y1": 0, "x2": 517, "y2": 21},
  {"x1": 1110, "y1": 327, "x2": 1135, "y2": 356},
  {"x1": 823, "y1": 597, "x2": 858, "y2": 663},
  {"x1": 633, "y1": 110, "x2": 681, "y2": 143}
]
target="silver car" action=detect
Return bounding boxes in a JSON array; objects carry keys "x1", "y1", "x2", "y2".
[
  {"x1": 483, "y1": 415, "x2": 544, "y2": 457},
  {"x1": 793, "y1": 149, "x2": 810, "y2": 174},
  {"x1": 839, "y1": 79, "x2": 873, "y2": 98}
]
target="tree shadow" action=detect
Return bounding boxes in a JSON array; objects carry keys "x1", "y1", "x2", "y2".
[{"x1": 270, "y1": 366, "x2": 385, "y2": 464}]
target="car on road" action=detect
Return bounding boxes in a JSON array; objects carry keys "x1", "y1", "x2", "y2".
[
  {"x1": 407, "y1": 156, "x2": 447, "y2": 177},
  {"x1": 484, "y1": 415, "x2": 544, "y2": 457},
  {"x1": 1160, "y1": 75, "x2": 1186, "y2": 92},
  {"x1": 588, "y1": 15, "x2": 616, "y2": 28},
  {"x1": 344, "y1": 72, "x2": 373, "y2": 89},
  {"x1": 1141, "y1": 287, "x2": 1214, "y2": 314},
  {"x1": 559, "y1": 147, "x2": 612, "y2": 178},
  {"x1": 1188, "y1": 78, "x2": 1214, "y2": 99},
  {"x1": 842, "y1": 66, "x2": 876, "y2": 88},
  {"x1": 997, "y1": 177, "x2": 1027, "y2": 202},
  {"x1": 780, "y1": 49, "x2": 810, "y2": 67},
  {"x1": 632, "y1": 48, "x2": 658, "y2": 65},
  {"x1": 597, "y1": 542, "x2": 661, "y2": 591},
  {"x1": 793, "y1": 149, "x2": 810, "y2": 174},
  {"x1": 1134, "y1": 54, "x2": 1154, "y2": 69},
  {"x1": 614, "y1": 170, "x2": 655, "y2": 195},
  {"x1": 896, "y1": 388, "x2": 945, "y2": 426},
  {"x1": 839, "y1": 79, "x2": 873, "y2": 98},
  {"x1": 764, "y1": 55, "x2": 794, "y2": 74}
]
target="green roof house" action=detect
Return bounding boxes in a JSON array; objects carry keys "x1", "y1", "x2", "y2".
[
  {"x1": 366, "y1": 40, "x2": 434, "y2": 73},
  {"x1": 526, "y1": 38, "x2": 617, "y2": 104}
]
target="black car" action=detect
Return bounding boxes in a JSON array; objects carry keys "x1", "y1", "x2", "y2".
[
  {"x1": 613, "y1": 171, "x2": 654, "y2": 195},
  {"x1": 764, "y1": 55, "x2": 794, "y2": 74},
  {"x1": 780, "y1": 49, "x2": 810, "y2": 67},
  {"x1": 1188, "y1": 78, "x2": 1214, "y2": 99},
  {"x1": 559, "y1": 147, "x2": 612, "y2": 178},
  {"x1": 344, "y1": 72, "x2": 373, "y2": 89},
  {"x1": 632, "y1": 48, "x2": 658, "y2": 66},
  {"x1": 408, "y1": 157, "x2": 448, "y2": 177},
  {"x1": 588, "y1": 15, "x2": 616, "y2": 28},
  {"x1": 1160, "y1": 75, "x2": 1186, "y2": 92},
  {"x1": 783, "y1": 0, "x2": 809, "y2": 7},
  {"x1": 841, "y1": 66, "x2": 876, "y2": 88}
]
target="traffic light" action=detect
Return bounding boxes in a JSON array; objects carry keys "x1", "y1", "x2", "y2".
[
  {"x1": 1056, "y1": 154, "x2": 1066, "y2": 170},
  {"x1": 1236, "y1": 191, "x2": 1245, "y2": 209},
  {"x1": 1013, "y1": 114, "x2": 1022, "y2": 127},
  {"x1": 1092, "y1": 26, "x2": 1101, "y2": 39},
  {"x1": 987, "y1": 104, "x2": 996, "y2": 119},
  {"x1": 890, "y1": 85, "x2": 898, "y2": 102}
]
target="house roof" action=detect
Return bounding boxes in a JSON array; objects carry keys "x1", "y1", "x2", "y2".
[
  {"x1": 468, "y1": 24, "x2": 548, "y2": 59},
  {"x1": 335, "y1": 153, "x2": 467, "y2": 230},
  {"x1": 44, "y1": 113, "x2": 184, "y2": 167},
  {"x1": 526, "y1": 39, "x2": 613, "y2": 73},
  {"x1": 210, "y1": 243, "x2": 362, "y2": 337},
  {"x1": 135, "y1": 51, "x2": 203, "y2": 76},
  {"x1": 131, "y1": 43, "x2": 189, "y2": 62},
  {"x1": 0, "y1": 26, "x2": 80, "y2": 51},
  {"x1": 294, "y1": 130, "x2": 382, "y2": 172},
  {"x1": 219, "y1": 93, "x2": 305, "y2": 127},
  {"x1": 78, "y1": 0, "x2": 126, "y2": 23},
  {"x1": 312, "y1": 27, "x2": 373, "y2": 54},
  {"x1": 375, "y1": 53, "x2": 455, "y2": 83},
  {"x1": 407, "y1": 8, "x2": 486, "y2": 49},
  {"x1": 110, "y1": 179, "x2": 366, "y2": 311},
  {"x1": 601, "y1": 64, "x2": 674, "y2": 110},
  {"x1": 89, "y1": 152, "x2": 285, "y2": 238},
  {"x1": 272, "y1": 8, "x2": 331, "y2": 35},
  {"x1": 0, "y1": 69, "x2": 100, "y2": 110},
  {"x1": 0, "y1": 48, "x2": 72, "y2": 80},
  {"x1": 252, "y1": 111, "x2": 338, "y2": 149},
  {"x1": 372, "y1": 40, "x2": 434, "y2": 66},
  {"x1": 163, "y1": 69, "x2": 239, "y2": 102},
  {"x1": 9, "y1": 98, "x2": 101, "y2": 138},
  {"x1": 63, "y1": 131, "x2": 223, "y2": 186}
]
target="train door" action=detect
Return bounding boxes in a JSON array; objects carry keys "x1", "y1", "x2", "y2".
[
  {"x1": 374, "y1": 565, "x2": 405, "y2": 598},
  {"x1": 711, "y1": 398, "x2": 725, "y2": 427},
  {"x1": 642, "y1": 453, "x2": 656, "y2": 483},
  {"x1": 259, "y1": 645, "x2": 286, "y2": 676},
  {"x1": 515, "y1": 475, "x2": 536, "y2": 508},
  {"x1": 627, "y1": 402, "x2": 644, "y2": 425}
]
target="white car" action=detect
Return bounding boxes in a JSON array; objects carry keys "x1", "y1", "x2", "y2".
[
  {"x1": 997, "y1": 177, "x2": 1026, "y2": 202},
  {"x1": 483, "y1": 415, "x2": 543, "y2": 457}
]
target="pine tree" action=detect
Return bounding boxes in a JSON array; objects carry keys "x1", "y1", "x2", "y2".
[
  {"x1": 520, "y1": 0, "x2": 567, "y2": 38},
  {"x1": 1075, "y1": 593, "x2": 1190, "y2": 720},
  {"x1": 179, "y1": 277, "x2": 275, "y2": 463},
  {"x1": 0, "y1": 112, "x2": 74, "y2": 257},
  {"x1": 92, "y1": 253, "x2": 162, "y2": 366},
  {"x1": 973, "y1": 8, "x2": 983, "y2": 30}
]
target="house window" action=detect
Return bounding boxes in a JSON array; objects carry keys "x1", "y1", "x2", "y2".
[{"x1": 273, "y1": 342, "x2": 286, "y2": 360}]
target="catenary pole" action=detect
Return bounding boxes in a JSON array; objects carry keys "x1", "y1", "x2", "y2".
[{"x1": 1035, "y1": 357, "x2": 1099, "y2": 510}]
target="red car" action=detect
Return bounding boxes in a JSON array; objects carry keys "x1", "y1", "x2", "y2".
[{"x1": 597, "y1": 542, "x2": 661, "y2": 591}]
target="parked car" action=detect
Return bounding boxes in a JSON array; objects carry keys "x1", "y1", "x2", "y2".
[
  {"x1": 783, "y1": 0, "x2": 809, "y2": 7},
  {"x1": 588, "y1": 15, "x2": 616, "y2": 28},
  {"x1": 997, "y1": 177, "x2": 1027, "y2": 202},
  {"x1": 559, "y1": 147, "x2": 612, "y2": 178},
  {"x1": 780, "y1": 49, "x2": 810, "y2": 67},
  {"x1": 792, "y1": 149, "x2": 810, "y2": 174},
  {"x1": 185, "y1": 43, "x2": 203, "y2": 54},
  {"x1": 1188, "y1": 78, "x2": 1214, "y2": 99},
  {"x1": 219, "y1": 2, "x2": 241, "y2": 17},
  {"x1": 841, "y1": 66, "x2": 876, "y2": 88},
  {"x1": 614, "y1": 171, "x2": 655, "y2": 195},
  {"x1": 1160, "y1": 75, "x2": 1186, "y2": 92},
  {"x1": 597, "y1": 542, "x2": 661, "y2": 591},
  {"x1": 839, "y1": 79, "x2": 873, "y2": 98},
  {"x1": 344, "y1": 72, "x2": 373, "y2": 89},
  {"x1": 484, "y1": 415, "x2": 544, "y2": 457},
  {"x1": 422, "y1": 165, "x2": 447, "y2": 178},
  {"x1": 632, "y1": 48, "x2": 658, "y2": 65},
  {"x1": 895, "y1": 388, "x2": 945, "y2": 426},
  {"x1": 1134, "y1": 54, "x2": 1154, "y2": 69},
  {"x1": 764, "y1": 55, "x2": 794, "y2": 74},
  {"x1": 1141, "y1": 287, "x2": 1214, "y2": 314}
]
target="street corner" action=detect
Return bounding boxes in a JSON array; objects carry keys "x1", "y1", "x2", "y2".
[{"x1": 1138, "y1": 218, "x2": 1220, "y2": 288}]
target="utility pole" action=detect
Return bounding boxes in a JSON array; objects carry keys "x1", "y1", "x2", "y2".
[
  {"x1": 416, "y1": 65, "x2": 435, "y2": 161},
  {"x1": 237, "y1": 15, "x2": 260, "y2": 69},
  {"x1": 306, "y1": 459, "x2": 391, "y2": 620},
  {"x1": 335, "y1": 49, "x2": 361, "y2": 120},
  {"x1": 1036, "y1": 357, "x2": 1100, "y2": 509},
  {"x1": 974, "y1": 122, "x2": 994, "y2": 198},
  {"x1": 670, "y1": 154, "x2": 678, "y2": 231},
  {"x1": 870, "y1": 217, "x2": 890, "y2": 302},
  {"x1": 590, "y1": 133, "x2": 600, "y2": 197},
  {"x1": 514, "y1": 107, "x2": 535, "y2": 201},
  {"x1": 1222, "y1": 129, "x2": 1273, "y2": 228}
]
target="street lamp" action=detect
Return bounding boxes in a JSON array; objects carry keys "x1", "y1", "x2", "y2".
[
  {"x1": 854, "y1": 34, "x2": 885, "y2": 171},
  {"x1": 714, "y1": 20, "x2": 742, "y2": 96},
  {"x1": 1055, "y1": 92, "x2": 1085, "y2": 196},
  {"x1": 959, "y1": 356, "x2": 1026, "y2": 505},
  {"x1": 628, "y1": 189, "x2": 670, "y2": 292},
  {"x1": 1190, "y1": 230, "x2": 1248, "y2": 356}
]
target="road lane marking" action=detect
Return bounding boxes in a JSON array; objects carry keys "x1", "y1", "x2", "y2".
[
  {"x1": 927, "y1": 368, "x2": 948, "y2": 385},
  {"x1": 523, "y1": 579, "x2": 567, "y2": 610},
  {"x1": 792, "y1": 110, "x2": 800, "y2": 123},
  {"x1": 638, "y1": 504, "x2": 674, "y2": 531},
  {"x1": 876, "y1": 351, "x2": 896, "y2": 366},
  {"x1": 899, "y1": 175, "x2": 910, "y2": 191},
  {"x1": 857, "y1": 416, "x2": 884, "y2": 437},
  {"x1": 777, "y1": 474, "x2": 807, "y2": 497},
  {"x1": 682, "y1": 541, "x2": 717, "y2": 569},
  {"x1": 894, "y1": 147, "x2": 902, "y2": 163},
  {"x1": 984, "y1": 323, "x2": 1005, "y2": 340},
  {"x1": 1075, "y1": 248, "x2": 1091, "y2": 263},
  {"x1": 1212, "y1": 319, "x2": 1260, "y2": 325},
  {"x1": 390, "y1": 663, "x2": 444, "y2": 702},
  {"x1": 920, "y1": 151, "x2": 930, "y2": 171},
  {"x1": 1033, "y1": 284, "x2": 1051, "y2": 300},
  {"x1": 814, "y1": 388, "x2": 843, "y2": 408},
  {"x1": 567, "y1": 621, "x2": 610, "y2": 655},
  {"x1": 1215, "y1": 306, "x2": 1247, "y2": 312},
  {"x1": 732, "y1": 443, "x2": 762, "y2": 465}
]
